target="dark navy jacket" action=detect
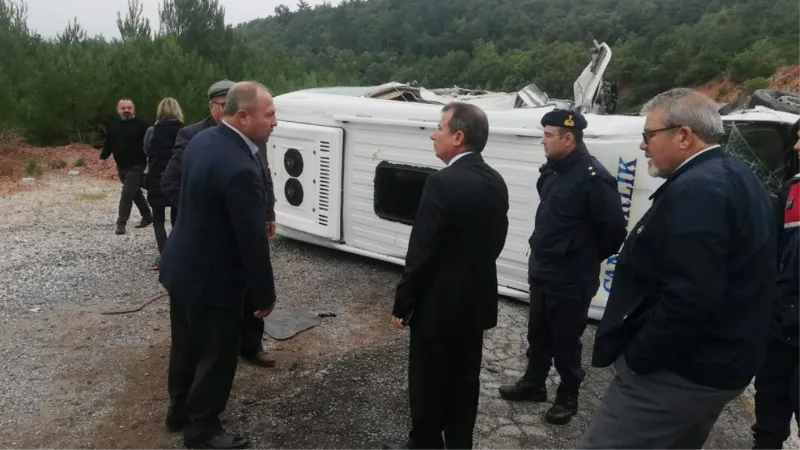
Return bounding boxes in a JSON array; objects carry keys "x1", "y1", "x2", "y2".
[
  {"x1": 528, "y1": 144, "x2": 627, "y2": 290},
  {"x1": 158, "y1": 124, "x2": 276, "y2": 310},
  {"x1": 592, "y1": 146, "x2": 777, "y2": 391}
]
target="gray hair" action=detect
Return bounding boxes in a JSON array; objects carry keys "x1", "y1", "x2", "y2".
[
  {"x1": 222, "y1": 81, "x2": 271, "y2": 117},
  {"x1": 641, "y1": 88, "x2": 725, "y2": 143},
  {"x1": 441, "y1": 102, "x2": 490, "y2": 153}
]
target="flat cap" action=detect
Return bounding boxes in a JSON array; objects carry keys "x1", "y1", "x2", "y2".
[
  {"x1": 208, "y1": 79, "x2": 235, "y2": 100},
  {"x1": 541, "y1": 108, "x2": 587, "y2": 131}
]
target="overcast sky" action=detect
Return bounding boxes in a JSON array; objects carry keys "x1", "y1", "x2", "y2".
[{"x1": 24, "y1": 0, "x2": 338, "y2": 39}]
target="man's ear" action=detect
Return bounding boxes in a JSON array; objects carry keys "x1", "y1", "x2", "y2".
[{"x1": 453, "y1": 130, "x2": 465, "y2": 148}]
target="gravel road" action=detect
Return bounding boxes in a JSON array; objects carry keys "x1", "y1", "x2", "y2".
[{"x1": 0, "y1": 173, "x2": 792, "y2": 449}]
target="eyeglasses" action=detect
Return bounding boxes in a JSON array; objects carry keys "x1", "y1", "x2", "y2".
[{"x1": 642, "y1": 125, "x2": 682, "y2": 144}]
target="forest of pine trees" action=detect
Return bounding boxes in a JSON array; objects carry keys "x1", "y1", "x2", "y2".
[{"x1": 0, "y1": 0, "x2": 797, "y2": 145}]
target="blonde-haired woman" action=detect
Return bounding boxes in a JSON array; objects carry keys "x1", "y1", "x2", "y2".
[{"x1": 143, "y1": 97, "x2": 184, "y2": 270}]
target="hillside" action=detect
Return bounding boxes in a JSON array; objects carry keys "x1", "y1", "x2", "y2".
[
  {"x1": 695, "y1": 66, "x2": 800, "y2": 103},
  {"x1": 239, "y1": 0, "x2": 799, "y2": 106},
  {"x1": 0, "y1": 0, "x2": 798, "y2": 145}
]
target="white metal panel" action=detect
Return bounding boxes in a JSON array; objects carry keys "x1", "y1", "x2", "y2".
[{"x1": 268, "y1": 121, "x2": 344, "y2": 241}]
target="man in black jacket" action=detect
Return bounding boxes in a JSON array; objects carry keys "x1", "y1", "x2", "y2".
[
  {"x1": 498, "y1": 109, "x2": 627, "y2": 425},
  {"x1": 578, "y1": 88, "x2": 777, "y2": 449},
  {"x1": 161, "y1": 80, "x2": 278, "y2": 368},
  {"x1": 159, "y1": 81, "x2": 278, "y2": 449},
  {"x1": 751, "y1": 119, "x2": 800, "y2": 449},
  {"x1": 386, "y1": 102, "x2": 509, "y2": 450},
  {"x1": 100, "y1": 98, "x2": 153, "y2": 235}
]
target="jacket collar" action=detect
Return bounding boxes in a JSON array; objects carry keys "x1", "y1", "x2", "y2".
[
  {"x1": 649, "y1": 146, "x2": 725, "y2": 200},
  {"x1": 217, "y1": 121, "x2": 258, "y2": 157},
  {"x1": 448, "y1": 151, "x2": 483, "y2": 167}
]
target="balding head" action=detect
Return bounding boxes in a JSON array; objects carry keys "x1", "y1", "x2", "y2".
[{"x1": 222, "y1": 81, "x2": 278, "y2": 143}]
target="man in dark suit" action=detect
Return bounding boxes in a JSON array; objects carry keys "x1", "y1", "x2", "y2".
[
  {"x1": 386, "y1": 102, "x2": 510, "y2": 450},
  {"x1": 578, "y1": 88, "x2": 777, "y2": 449},
  {"x1": 161, "y1": 79, "x2": 278, "y2": 369},
  {"x1": 159, "y1": 81, "x2": 278, "y2": 449}
]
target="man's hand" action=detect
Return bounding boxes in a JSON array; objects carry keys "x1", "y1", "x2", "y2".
[
  {"x1": 254, "y1": 305, "x2": 274, "y2": 318},
  {"x1": 391, "y1": 315, "x2": 406, "y2": 329},
  {"x1": 266, "y1": 221, "x2": 277, "y2": 238}
]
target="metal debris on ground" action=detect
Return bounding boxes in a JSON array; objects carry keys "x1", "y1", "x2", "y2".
[{"x1": 264, "y1": 308, "x2": 322, "y2": 340}]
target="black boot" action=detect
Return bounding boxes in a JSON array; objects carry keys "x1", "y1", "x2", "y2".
[
  {"x1": 115, "y1": 221, "x2": 126, "y2": 235},
  {"x1": 498, "y1": 374, "x2": 547, "y2": 402},
  {"x1": 752, "y1": 435, "x2": 784, "y2": 449},
  {"x1": 165, "y1": 404, "x2": 185, "y2": 432},
  {"x1": 545, "y1": 386, "x2": 578, "y2": 425}
]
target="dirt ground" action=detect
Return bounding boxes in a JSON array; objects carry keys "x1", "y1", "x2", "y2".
[{"x1": 0, "y1": 172, "x2": 795, "y2": 449}]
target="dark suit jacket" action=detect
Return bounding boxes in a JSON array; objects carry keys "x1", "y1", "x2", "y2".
[
  {"x1": 392, "y1": 152, "x2": 510, "y2": 338},
  {"x1": 592, "y1": 147, "x2": 777, "y2": 390},
  {"x1": 158, "y1": 124, "x2": 276, "y2": 310},
  {"x1": 161, "y1": 116, "x2": 276, "y2": 220}
]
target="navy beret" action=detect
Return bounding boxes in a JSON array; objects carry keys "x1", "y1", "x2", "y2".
[{"x1": 540, "y1": 109, "x2": 587, "y2": 131}]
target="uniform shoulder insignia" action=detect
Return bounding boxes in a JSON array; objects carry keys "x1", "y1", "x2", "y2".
[{"x1": 587, "y1": 165, "x2": 596, "y2": 176}]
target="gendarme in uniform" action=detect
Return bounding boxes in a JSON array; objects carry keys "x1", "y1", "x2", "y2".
[{"x1": 499, "y1": 109, "x2": 627, "y2": 425}]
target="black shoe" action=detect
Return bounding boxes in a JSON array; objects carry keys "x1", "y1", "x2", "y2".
[
  {"x1": 545, "y1": 390, "x2": 578, "y2": 425},
  {"x1": 241, "y1": 349, "x2": 276, "y2": 368},
  {"x1": 165, "y1": 405, "x2": 185, "y2": 432},
  {"x1": 498, "y1": 377, "x2": 547, "y2": 402},
  {"x1": 382, "y1": 441, "x2": 409, "y2": 449},
  {"x1": 135, "y1": 217, "x2": 153, "y2": 228},
  {"x1": 184, "y1": 430, "x2": 249, "y2": 449},
  {"x1": 115, "y1": 222, "x2": 126, "y2": 235}
]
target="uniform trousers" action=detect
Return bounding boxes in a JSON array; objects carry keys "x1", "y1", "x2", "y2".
[
  {"x1": 752, "y1": 335, "x2": 800, "y2": 447},
  {"x1": 525, "y1": 282, "x2": 593, "y2": 392},
  {"x1": 408, "y1": 327, "x2": 484, "y2": 449}
]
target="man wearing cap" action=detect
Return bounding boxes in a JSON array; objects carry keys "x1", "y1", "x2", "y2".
[
  {"x1": 498, "y1": 108, "x2": 627, "y2": 425},
  {"x1": 751, "y1": 119, "x2": 800, "y2": 449},
  {"x1": 160, "y1": 80, "x2": 278, "y2": 369}
]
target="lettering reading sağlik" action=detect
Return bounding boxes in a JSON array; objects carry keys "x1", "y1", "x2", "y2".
[{"x1": 602, "y1": 157, "x2": 636, "y2": 292}]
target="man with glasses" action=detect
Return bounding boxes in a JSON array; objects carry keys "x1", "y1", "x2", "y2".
[
  {"x1": 578, "y1": 88, "x2": 778, "y2": 449},
  {"x1": 498, "y1": 109, "x2": 627, "y2": 426},
  {"x1": 750, "y1": 119, "x2": 799, "y2": 449},
  {"x1": 160, "y1": 80, "x2": 279, "y2": 375}
]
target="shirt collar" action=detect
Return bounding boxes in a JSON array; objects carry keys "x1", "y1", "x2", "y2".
[
  {"x1": 222, "y1": 120, "x2": 259, "y2": 155},
  {"x1": 448, "y1": 151, "x2": 473, "y2": 166}
]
